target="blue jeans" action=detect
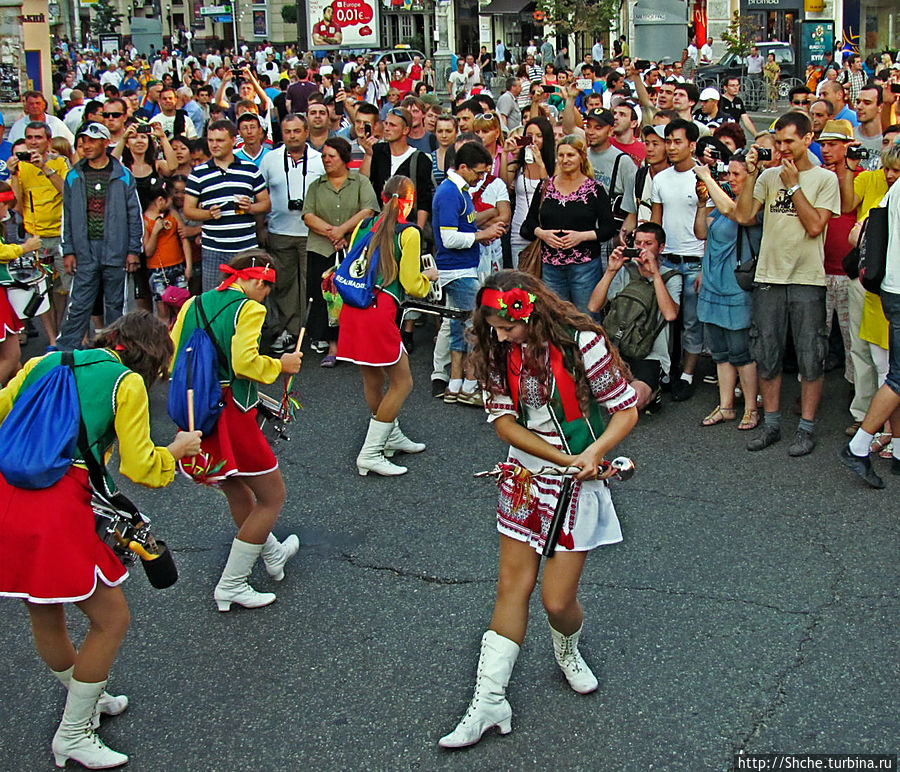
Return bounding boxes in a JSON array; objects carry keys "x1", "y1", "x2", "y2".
[
  {"x1": 541, "y1": 260, "x2": 604, "y2": 316},
  {"x1": 880, "y1": 289, "x2": 900, "y2": 397},
  {"x1": 443, "y1": 275, "x2": 479, "y2": 352},
  {"x1": 661, "y1": 257, "x2": 702, "y2": 355}
]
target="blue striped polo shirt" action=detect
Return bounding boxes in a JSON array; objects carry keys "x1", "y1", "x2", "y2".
[{"x1": 185, "y1": 157, "x2": 267, "y2": 253}]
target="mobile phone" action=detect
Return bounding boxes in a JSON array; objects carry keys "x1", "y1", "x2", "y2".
[
  {"x1": 623, "y1": 247, "x2": 641, "y2": 259},
  {"x1": 634, "y1": 59, "x2": 651, "y2": 70},
  {"x1": 891, "y1": 83, "x2": 900, "y2": 94},
  {"x1": 334, "y1": 87, "x2": 344, "y2": 115},
  {"x1": 545, "y1": 84, "x2": 559, "y2": 93},
  {"x1": 576, "y1": 78, "x2": 593, "y2": 91},
  {"x1": 515, "y1": 135, "x2": 533, "y2": 147},
  {"x1": 363, "y1": 122, "x2": 372, "y2": 137}
]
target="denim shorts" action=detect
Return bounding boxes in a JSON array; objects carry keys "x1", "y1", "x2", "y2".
[
  {"x1": 660, "y1": 258, "x2": 702, "y2": 355},
  {"x1": 749, "y1": 283, "x2": 827, "y2": 381},
  {"x1": 704, "y1": 323, "x2": 752, "y2": 366},
  {"x1": 148, "y1": 263, "x2": 188, "y2": 302},
  {"x1": 443, "y1": 275, "x2": 479, "y2": 352},
  {"x1": 880, "y1": 289, "x2": 900, "y2": 397}
]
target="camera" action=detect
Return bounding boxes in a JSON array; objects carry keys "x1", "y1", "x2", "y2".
[
  {"x1": 515, "y1": 135, "x2": 533, "y2": 148},
  {"x1": 847, "y1": 145, "x2": 871, "y2": 161},
  {"x1": 756, "y1": 147, "x2": 772, "y2": 161},
  {"x1": 287, "y1": 199, "x2": 304, "y2": 211},
  {"x1": 707, "y1": 147, "x2": 721, "y2": 160},
  {"x1": 136, "y1": 124, "x2": 152, "y2": 135},
  {"x1": 891, "y1": 84, "x2": 900, "y2": 95},
  {"x1": 623, "y1": 247, "x2": 641, "y2": 259},
  {"x1": 15, "y1": 150, "x2": 31, "y2": 161}
]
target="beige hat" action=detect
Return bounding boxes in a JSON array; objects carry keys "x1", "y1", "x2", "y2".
[{"x1": 819, "y1": 119, "x2": 854, "y2": 141}]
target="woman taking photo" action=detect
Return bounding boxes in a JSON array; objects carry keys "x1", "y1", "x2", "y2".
[
  {"x1": 438, "y1": 269, "x2": 638, "y2": 749},
  {"x1": 0, "y1": 311, "x2": 202, "y2": 768},
  {"x1": 693, "y1": 153, "x2": 760, "y2": 430},
  {"x1": 431, "y1": 113, "x2": 458, "y2": 186},
  {"x1": 520, "y1": 135, "x2": 616, "y2": 313},
  {"x1": 303, "y1": 137, "x2": 380, "y2": 366},
  {"x1": 335, "y1": 175, "x2": 438, "y2": 477},
  {"x1": 170, "y1": 253, "x2": 303, "y2": 612},
  {"x1": 501, "y1": 116, "x2": 555, "y2": 268},
  {"x1": 112, "y1": 120, "x2": 177, "y2": 209}
]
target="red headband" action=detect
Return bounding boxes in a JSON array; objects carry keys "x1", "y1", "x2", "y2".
[
  {"x1": 481, "y1": 287, "x2": 536, "y2": 322},
  {"x1": 0, "y1": 190, "x2": 15, "y2": 203},
  {"x1": 218, "y1": 263, "x2": 276, "y2": 290}
]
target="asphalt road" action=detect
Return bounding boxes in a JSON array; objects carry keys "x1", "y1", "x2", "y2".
[{"x1": 0, "y1": 321, "x2": 897, "y2": 772}]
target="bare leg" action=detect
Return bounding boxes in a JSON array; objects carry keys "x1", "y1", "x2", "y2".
[
  {"x1": 0, "y1": 335, "x2": 21, "y2": 384},
  {"x1": 360, "y1": 365, "x2": 386, "y2": 416},
  {"x1": 27, "y1": 602, "x2": 77, "y2": 672},
  {"x1": 540, "y1": 550, "x2": 589, "y2": 635},
  {"x1": 799, "y1": 376, "x2": 824, "y2": 422},
  {"x1": 450, "y1": 350, "x2": 464, "y2": 381},
  {"x1": 220, "y1": 469, "x2": 286, "y2": 545},
  {"x1": 373, "y1": 355, "x2": 413, "y2": 423},
  {"x1": 488, "y1": 536, "x2": 540, "y2": 645},
  {"x1": 737, "y1": 362, "x2": 758, "y2": 408},
  {"x1": 759, "y1": 374, "x2": 782, "y2": 413},
  {"x1": 71, "y1": 585, "x2": 130, "y2": 683},
  {"x1": 716, "y1": 363, "x2": 738, "y2": 410},
  {"x1": 861, "y1": 385, "x2": 900, "y2": 435},
  {"x1": 40, "y1": 309, "x2": 58, "y2": 347}
]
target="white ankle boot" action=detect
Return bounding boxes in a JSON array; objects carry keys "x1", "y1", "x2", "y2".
[
  {"x1": 261, "y1": 533, "x2": 300, "y2": 581},
  {"x1": 51, "y1": 666, "x2": 128, "y2": 730},
  {"x1": 51, "y1": 679, "x2": 129, "y2": 769},
  {"x1": 214, "y1": 539, "x2": 277, "y2": 612},
  {"x1": 356, "y1": 418, "x2": 408, "y2": 476},
  {"x1": 549, "y1": 622, "x2": 598, "y2": 694},
  {"x1": 438, "y1": 630, "x2": 520, "y2": 749},
  {"x1": 382, "y1": 418, "x2": 426, "y2": 457}
]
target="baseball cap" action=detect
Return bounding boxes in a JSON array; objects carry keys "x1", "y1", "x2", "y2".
[
  {"x1": 75, "y1": 122, "x2": 111, "y2": 141},
  {"x1": 699, "y1": 87, "x2": 720, "y2": 101},
  {"x1": 584, "y1": 108, "x2": 614, "y2": 126},
  {"x1": 818, "y1": 119, "x2": 855, "y2": 141},
  {"x1": 641, "y1": 124, "x2": 666, "y2": 139},
  {"x1": 236, "y1": 112, "x2": 263, "y2": 126},
  {"x1": 420, "y1": 93, "x2": 442, "y2": 108},
  {"x1": 60, "y1": 88, "x2": 74, "y2": 102},
  {"x1": 125, "y1": 65, "x2": 136, "y2": 72}
]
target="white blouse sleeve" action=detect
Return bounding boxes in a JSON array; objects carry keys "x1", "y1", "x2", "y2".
[{"x1": 578, "y1": 331, "x2": 638, "y2": 414}]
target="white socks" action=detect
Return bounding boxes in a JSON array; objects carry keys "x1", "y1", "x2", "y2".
[
  {"x1": 462, "y1": 378, "x2": 478, "y2": 393},
  {"x1": 448, "y1": 378, "x2": 463, "y2": 392},
  {"x1": 680, "y1": 373, "x2": 694, "y2": 384},
  {"x1": 849, "y1": 428, "x2": 874, "y2": 457}
]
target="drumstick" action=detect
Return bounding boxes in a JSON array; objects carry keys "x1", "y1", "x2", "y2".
[
  {"x1": 185, "y1": 347, "x2": 195, "y2": 432},
  {"x1": 293, "y1": 297, "x2": 315, "y2": 354}
]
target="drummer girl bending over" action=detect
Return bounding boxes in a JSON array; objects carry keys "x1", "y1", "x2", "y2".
[
  {"x1": 170, "y1": 251, "x2": 303, "y2": 612},
  {"x1": 0, "y1": 311, "x2": 202, "y2": 769},
  {"x1": 439, "y1": 269, "x2": 638, "y2": 749}
]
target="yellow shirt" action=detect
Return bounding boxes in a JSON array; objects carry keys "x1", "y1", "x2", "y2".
[
  {"x1": 0, "y1": 356, "x2": 176, "y2": 488},
  {"x1": 16, "y1": 157, "x2": 68, "y2": 237},
  {"x1": 852, "y1": 170, "x2": 890, "y2": 349}
]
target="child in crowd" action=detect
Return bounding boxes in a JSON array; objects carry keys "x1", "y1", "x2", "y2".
[{"x1": 141, "y1": 183, "x2": 192, "y2": 324}]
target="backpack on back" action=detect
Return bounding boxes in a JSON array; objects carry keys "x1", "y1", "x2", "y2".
[
  {"x1": 603, "y1": 263, "x2": 677, "y2": 360},
  {"x1": 168, "y1": 296, "x2": 238, "y2": 436},
  {"x1": 0, "y1": 351, "x2": 81, "y2": 489}
]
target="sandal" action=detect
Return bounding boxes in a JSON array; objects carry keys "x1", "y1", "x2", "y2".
[
  {"x1": 738, "y1": 407, "x2": 760, "y2": 431},
  {"x1": 701, "y1": 405, "x2": 736, "y2": 426},
  {"x1": 870, "y1": 433, "x2": 892, "y2": 454},
  {"x1": 878, "y1": 440, "x2": 893, "y2": 460}
]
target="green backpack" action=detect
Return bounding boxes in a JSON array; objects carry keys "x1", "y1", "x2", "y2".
[{"x1": 603, "y1": 263, "x2": 677, "y2": 360}]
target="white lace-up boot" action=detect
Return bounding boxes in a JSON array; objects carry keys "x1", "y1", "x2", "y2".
[
  {"x1": 438, "y1": 630, "x2": 520, "y2": 749},
  {"x1": 51, "y1": 679, "x2": 128, "y2": 769},
  {"x1": 51, "y1": 666, "x2": 128, "y2": 730},
  {"x1": 549, "y1": 622, "x2": 599, "y2": 694},
  {"x1": 261, "y1": 533, "x2": 300, "y2": 581},
  {"x1": 382, "y1": 418, "x2": 426, "y2": 457},
  {"x1": 356, "y1": 418, "x2": 407, "y2": 476},
  {"x1": 214, "y1": 539, "x2": 277, "y2": 612}
]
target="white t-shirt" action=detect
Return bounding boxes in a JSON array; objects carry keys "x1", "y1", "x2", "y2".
[
  {"x1": 390, "y1": 146, "x2": 416, "y2": 176},
  {"x1": 650, "y1": 165, "x2": 705, "y2": 258},
  {"x1": 882, "y1": 183, "x2": 900, "y2": 294}
]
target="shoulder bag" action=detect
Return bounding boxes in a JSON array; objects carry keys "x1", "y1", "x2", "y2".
[{"x1": 517, "y1": 178, "x2": 547, "y2": 279}]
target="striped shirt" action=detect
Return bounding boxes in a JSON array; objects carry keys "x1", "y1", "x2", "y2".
[{"x1": 185, "y1": 157, "x2": 266, "y2": 253}]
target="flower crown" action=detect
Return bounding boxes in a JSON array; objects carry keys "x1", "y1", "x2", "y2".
[{"x1": 481, "y1": 287, "x2": 536, "y2": 322}]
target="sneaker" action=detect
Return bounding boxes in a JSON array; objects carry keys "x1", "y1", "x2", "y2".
[
  {"x1": 671, "y1": 378, "x2": 695, "y2": 402},
  {"x1": 270, "y1": 330, "x2": 295, "y2": 356},
  {"x1": 788, "y1": 428, "x2": 816, "y2": 457},
  {"x1": 311, "y1": 340, "x2": 329, "y2": 354},
  {"x1": 746, "y1": 425, "x2": 781, "y2": 452},
  {"x1": 644, "y1": 388, "x2": 662, "y2": 416},
  {"x1": 702, "y1": 374, "x2": 718, "y2": 385},
  {"x1": 837, "y1": 445, "x2": 885, "y2": 489},
  {"x1": 457, "y1": 389, "x2": 484, "y2": 407},
  {"x1": 443, "y1": 387, "x2": 459, "y2": 404},
  {"x1": 431, "y1": 378, "x2": 449, "y2": 399}
]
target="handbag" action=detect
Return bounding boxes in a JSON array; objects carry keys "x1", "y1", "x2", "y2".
[
  {"x1": 733, "y1": 224, "x2": 758, "y2": 292},
  {"x1": 517, "y1": 179, "x2": 547, "y2": 279}
]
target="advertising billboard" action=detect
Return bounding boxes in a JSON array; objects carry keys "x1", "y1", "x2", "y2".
[{"x1": 307, "y1": 0, "x2": 378, "y2": 49}]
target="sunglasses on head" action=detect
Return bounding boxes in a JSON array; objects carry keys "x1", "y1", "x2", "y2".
[
  {"x1": 102, "y1": 111, "x2": 124, "y2": 118},
  {"x1": 475, "y1": 112, "x2": 498, "y2": 122},
  {"x1": 388, "y1": 107, "x2": 409, "y2": 126}
]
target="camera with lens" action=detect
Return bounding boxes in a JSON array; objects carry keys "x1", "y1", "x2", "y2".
[
  {"x1": 287, "y1": 199, "x2": 304, "y2": 211},
  {"x1": 15, "y1": 150, "x2": 31, "y2": 161},
  {"x1": 847, "y1": 145, "x2": 871, "y2": 161},
  {"x1": 756, "y1": 147, "x2": 772, "y2": 161},
  {"x1": 136, "y1": 124, "x2": 152, "y2": 135}
]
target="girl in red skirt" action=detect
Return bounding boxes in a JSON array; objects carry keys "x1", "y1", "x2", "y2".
[
  {"x1": 170, "y1": 252, "x2": 303, "y2": 612},
  {"x1": 0, "y1": 311, "x2": 202, "y2": 769},
  {"x1": 336, "y1": 175, "x2": 439, "y2": 476},
  {"x1": 0, "y1": 183, "x2": 42, "y2": 383}
]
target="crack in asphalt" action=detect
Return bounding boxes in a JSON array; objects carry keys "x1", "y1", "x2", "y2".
[
  {"x1": 732, "y1": 539, "x2": 847, "y2": 761},
  {"x1": 338, "y1": 553, "x2": 493, "y2": 586}
]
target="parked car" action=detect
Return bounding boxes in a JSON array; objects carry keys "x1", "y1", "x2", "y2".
[
  {"x1": 697, "y1": 41, "x2": 797, "y2": 82},
  {"x1": 367, "y1": 48, "x2": 427, "y2": 71}
]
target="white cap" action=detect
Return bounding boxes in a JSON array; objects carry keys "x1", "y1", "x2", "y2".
[
  {"x1": 61, "y1": 88, "x2": 74, "y2": 102},
  {"x1": 699, "y1": 87, "x2": 720, "y2": 101}
]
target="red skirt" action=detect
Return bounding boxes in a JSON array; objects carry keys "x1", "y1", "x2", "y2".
[
  {"x1": 336, "y1": 292, "x2": 404, "y2": 367},
  {"x1": 178, "y1": 388, "x2": 278, "y2": 485},
  {"x1": 0, "y1": 467, "x2": 128, "y2": 603},
  {"x1": 0, "y1": 287, "x2": 24, "y2": 342}
]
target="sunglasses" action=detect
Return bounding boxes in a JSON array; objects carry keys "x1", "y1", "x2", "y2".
[
  {"x1": 475, "y1": 112, "x2": 498, "y2": 122},
  {"x1": 790, "y1": 99, "x2": 811, "y2": 106},
  {"x1": 388, "y1": 107, "x2": 410, "y2": 126},
  {"x1": 102, "y1": 112, "x2": 124, "y2": 118}
]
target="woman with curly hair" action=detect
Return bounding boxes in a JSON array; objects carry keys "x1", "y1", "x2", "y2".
[
  {"x1": 438, "y1": 269, "x2": 638, "y2": 749},
  {"x1": 0, "y1": 311, "x2": 202, "y2": 768}
]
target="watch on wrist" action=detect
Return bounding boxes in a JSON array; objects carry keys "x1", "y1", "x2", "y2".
[{"x1": 786, "y1": 184, "x2": 801, "y2": 197}]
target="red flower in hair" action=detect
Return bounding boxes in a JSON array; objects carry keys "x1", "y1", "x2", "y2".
[{"x1": 498, "y1": 288, "x2": 536, "y2": 322}]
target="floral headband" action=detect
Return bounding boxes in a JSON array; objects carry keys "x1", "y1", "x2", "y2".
[{"x1": 481, "y1": 287, "x2": 536, "y2": 322}]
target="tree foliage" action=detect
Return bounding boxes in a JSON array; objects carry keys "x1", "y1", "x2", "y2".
[
  {"x1": 536, "y1": 0, "x2": 618, "y2": 39},
  {"x1": 281, "y1": 4, "x2": 298, "y2": 24},
  {"x1": 89, "y1": 0, "x2": 123, "y2": 37},
  {"x1": 721, "y1": 11, "x2": 761, "y2": 60}
]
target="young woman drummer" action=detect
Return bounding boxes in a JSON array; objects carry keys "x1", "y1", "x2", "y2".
[
  {"x1": 438, "y1": 269, "x2": 639, "y2": 749},
  {"x1": 335, "y1": 175, "x2": 439, "y2": 477},
  {"x1": 0, "y1": 311, "x2": 202, "y2": 769},
  {"x1": 170, "y1": 251, "x2": 303, "y2": 612}
]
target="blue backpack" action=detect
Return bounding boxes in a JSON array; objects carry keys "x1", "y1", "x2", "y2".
[
  {"x1": 168, "y1": 297, "x2": 240, "y2": 436},
  {"x1": 333, "y1": 218, "x2": 380, "y2": 309},
  {"x1": 0, "y1": 351, "x2": 81, "y2": 489}
]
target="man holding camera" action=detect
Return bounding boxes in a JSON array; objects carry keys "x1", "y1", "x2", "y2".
[{"x1": 259, "y1": 113, "x2": 325, "y2": 354}]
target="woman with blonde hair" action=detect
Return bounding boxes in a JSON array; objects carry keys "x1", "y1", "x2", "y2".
[
  {"x1": 472, "y1": 111, "x2": 504, "y2": 175},
  {"x1": 336, "y1": 175, "x2": 439, "y2": 476},
  {"x1": 520, "y1": 135, "x2": 617, "y2": 313}
]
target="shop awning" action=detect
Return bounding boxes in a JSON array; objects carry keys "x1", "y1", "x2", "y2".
[{"x1": 479, "y1": 0, "x2": 532, "y2": 14}]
